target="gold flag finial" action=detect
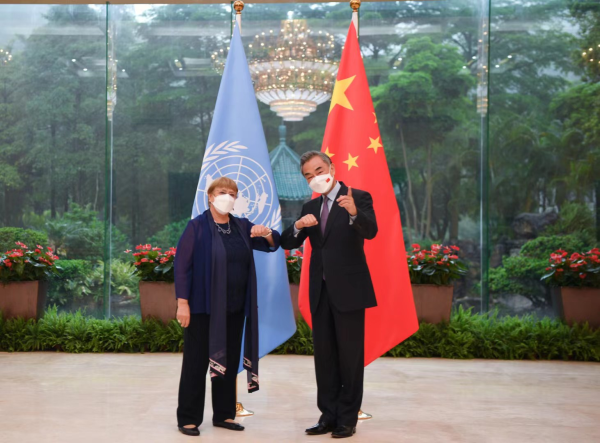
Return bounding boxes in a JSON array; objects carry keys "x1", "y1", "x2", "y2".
[
  {"x1": 234, "y1": 0, "x2": 244, "y2": 14},
  {"x1": 350, "y1": 0, "x2": 361, "y2": 12}
]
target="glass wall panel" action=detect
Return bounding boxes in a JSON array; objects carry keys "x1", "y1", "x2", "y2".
[
  {"x1": 2, "y1": 0, "x2": 595, "y2": 319},
  {"x1": 488, "y1": 0, "x2": 599, "y2": 317},
  {"x1": 108, "y1": 4, "x2": 230, "y2": 316},
  {"x1": 0, "y1": 4, "x2": 107, "y2": 316},
  {"x1": 242, "y1": 1, "x2": 485, "y2": 310},
  {"x1": 105, "y1": 2, "x2": 485, "y2": 317}
]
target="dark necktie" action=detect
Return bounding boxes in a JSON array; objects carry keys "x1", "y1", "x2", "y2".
[
  {"x1": 321, "y1": 196, "x2": 330, "y2": 236},
  {"x1": 321, "y1": 196, "x2": 330, "y2": 280}
]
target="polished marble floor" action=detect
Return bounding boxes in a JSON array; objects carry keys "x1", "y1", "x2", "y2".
[{"x1": 0, "y1": 353, "x2": 598, "y2": 443}]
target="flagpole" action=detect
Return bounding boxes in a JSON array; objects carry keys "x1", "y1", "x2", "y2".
[
  {"x1": 231, "y1": 0, "x2": 254, "y2": 419},
  {"x1": 350, "y1": 0, "x2": 372, "y2": 422},
  {"x1": 234, "y1": 0, "x2": 243, "y2": 34},
  {"x1": 351, "y1": 0, "x2": 360, "y2": 40}
]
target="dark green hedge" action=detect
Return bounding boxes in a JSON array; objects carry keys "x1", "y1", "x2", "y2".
[
  {"x1": 0, "y1": 228, "x2": 49, "y2": 253},
  {"x1": 1, "y1": 307, "x2": 598, "y2": 361}
]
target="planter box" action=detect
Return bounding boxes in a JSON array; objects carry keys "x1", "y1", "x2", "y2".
[
  {"x1": 412, "y1": 284, "x2": 454, "y2": 324},
  {"x1": 0, "y1": 281, "x2": 48, "y2": 320},
  {"x1": 551, "y1": 287, "x2": 600, "y2": 328},
  {"x1": 139, "y1": 281, "x2": 177, "y2": 325}
]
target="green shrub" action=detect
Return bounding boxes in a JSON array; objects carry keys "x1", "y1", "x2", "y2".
[
  {"x1": 489, "y1": 234, "x2": 596, "y2": 305},
  {"x1": 55, "y1": 260, "x2": 93, "y2": 279},
  {"x1": 0, "y1": 306, "x2": 183, "y2": 353},
  {"x1": 147, "y1": 219, "x2": 188, "y2": 250},
  {"x1": 542, "y1": 202, "x2": 596, "y2": 245},
  {"x1": 1, "y1": 307, "x2": 598, "y2": 361},
  {"x1": 273, "y1": 307, "x2": 599, "y2": 361},
  {"x1": 24, "y1": 203, "x2": 129, "y2": 261},
  {"x1": 0, "y1": 228, "x2": 49, "y2": 253},
  {"x1": 46, "y1": 259, "x2": 138, "y2": 307},
  {"x1": 92, "y1": 259, "x2": 139, "y2": 298},
  {"x1": 385, "y1": 307, "x2": 600, "y2": 361},
  {"x1": 48, "y1": 260, "x2": 97, "y2": 306},
  {"x1": 58, "y1": 204, "x2": 128, "y2": 260},
  {"x1": 520, "y1": 234, "x2": 592, "y2": 258}
]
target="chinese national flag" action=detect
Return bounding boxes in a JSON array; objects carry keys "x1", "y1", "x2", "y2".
[{"x1": 298, "y1": 21, "x2": 419, "y2": 366}]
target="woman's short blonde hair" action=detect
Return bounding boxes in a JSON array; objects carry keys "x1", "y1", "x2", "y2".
[{"x1": 207, "y1": 176, "x2": 239, "y2": 196}]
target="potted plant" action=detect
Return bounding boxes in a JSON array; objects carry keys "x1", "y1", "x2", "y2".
[
  {"x1": 0, "y1": 241, "x2": 61, "y2": 320},
  {"x1": 408, "y1": 243, "x2": 468, "y2": 323},
  {"x1": 541, "y1": 248, "x2": 600, "y2": 328},
  {"x1": 126, "y1": 244, "x2": 177, "y2": 324},
  {"x1": 286, "y1": 248, "x2": 303, "y2": 319}
]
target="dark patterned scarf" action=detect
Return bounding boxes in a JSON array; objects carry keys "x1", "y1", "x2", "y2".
[{"x1": 205, "y1": 211, "x2": 259, "y2": 393}]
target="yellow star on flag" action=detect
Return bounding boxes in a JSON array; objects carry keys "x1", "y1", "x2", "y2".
[
  {"x1": 367, "y1": 136, "x2": 383, "y2": 154},
  {"x1": 329, "y1": 75, "x2": 356, "y2": 114},
  {"x1": 343, "y1": 153, "x2": 359, "y2": 171},
  {"x1": 324, "y1": 147, "x2": 335, "y2": 158},
  {"x1": 373, "y1": 112, "x2": 377, "y2": 124}
]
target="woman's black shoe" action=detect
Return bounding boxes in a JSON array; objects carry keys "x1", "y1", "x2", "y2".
[
  {"x1": 178, "y1": 426, "x2": 200, "y2": 436},
  {"x1": 213, "y1": 421, "x2": 245, "y2": 431}
]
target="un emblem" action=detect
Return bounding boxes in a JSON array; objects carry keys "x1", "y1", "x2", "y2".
[{"x1": 195, "y1": 141, "x2": 281, "y2": 230}]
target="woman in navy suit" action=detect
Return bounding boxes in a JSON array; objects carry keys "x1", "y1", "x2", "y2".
[{"x1": 174, "y1": 176, "x2": 280, "y2": 437}]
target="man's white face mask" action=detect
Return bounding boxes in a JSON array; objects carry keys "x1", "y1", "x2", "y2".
[
  {"x1": 309, "y1": 166, "x2": 334, "y2": 194},
  {"x1": 212, "y1": 194, "x2": 235, "y2": 215}
]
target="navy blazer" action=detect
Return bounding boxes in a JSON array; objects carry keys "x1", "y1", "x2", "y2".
[{"x1": 174, "y1": 210, "x2": 281, "y2": 314}]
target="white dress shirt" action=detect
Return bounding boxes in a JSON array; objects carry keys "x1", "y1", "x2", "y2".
[{"x1": 294, "y1": 181, "x2": 356, "y2": 236}]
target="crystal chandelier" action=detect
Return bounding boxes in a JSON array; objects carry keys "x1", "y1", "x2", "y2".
[{"x1": 213, "y1": 19, "x2": 339, "y2": 122}]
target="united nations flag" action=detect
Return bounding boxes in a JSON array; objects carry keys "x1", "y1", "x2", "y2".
[{"x1": 192, "y1": 22, "x2": 296, "y2": 370}]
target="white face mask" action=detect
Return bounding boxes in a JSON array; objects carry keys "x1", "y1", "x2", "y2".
[
  {"x1": 212, "y1": 194, "x2": 235, "y2": 215},
  {"x1": 309, "y1": 167, "x2": 334, "y2": 194}
]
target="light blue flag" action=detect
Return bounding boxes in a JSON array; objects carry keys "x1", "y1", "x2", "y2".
[{"x1": 192, "y1": 23, "x2": 296, "y2": 371}]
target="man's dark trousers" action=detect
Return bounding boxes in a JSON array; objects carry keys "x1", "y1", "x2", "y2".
[{"x1": 313, "y1": 280, "x2": 365, "y2": 427}]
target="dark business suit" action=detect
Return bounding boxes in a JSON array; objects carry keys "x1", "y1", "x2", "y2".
[{"x1": 281, "y1": 182, "x2": 377, "y2": 427}]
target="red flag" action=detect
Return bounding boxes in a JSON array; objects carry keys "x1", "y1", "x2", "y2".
[{"x1": 298, "y1": 21, "x2": 419, "y2": 366}]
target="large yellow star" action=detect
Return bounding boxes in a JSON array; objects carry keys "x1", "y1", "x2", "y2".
[
  {"x1": 367, "y1": 136, "x2": 383, "y2": 154},
  {"x1": 343, "y1": 153, "x2": 359, "y2": 171},
  {"x1": 329, "y1": 75, "x2": 356, "y2": 114},
  {"x1": 324, "y1": 147, "x2": 335, "y2": 158}
]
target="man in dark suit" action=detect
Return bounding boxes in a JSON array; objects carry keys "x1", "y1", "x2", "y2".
[{"x1": 281, "y1": 151, "x2": 378, "y2": 439}]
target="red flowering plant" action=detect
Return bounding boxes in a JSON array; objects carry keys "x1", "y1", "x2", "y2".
[
  {"x1": 540, "y1": 248, "x2": 600, "y2": 288},
  {"x1": 125, "y1": 244, "x2": 176, "y2": 283},
  {"x1": 0, "y1": 241, "x2": 61, "y2": 283},
  {"x1": 407, "y1": 243, "x2": 468, "y2": 285},
  {"x1": 286, "y1": 248, "x2": 303, "y2": 284}
]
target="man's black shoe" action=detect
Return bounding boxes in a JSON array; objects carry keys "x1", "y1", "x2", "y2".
[
  {"x1": 305, "y1": 422, "x2": 336, "y2": 435},
  {"x1": 331, "y1": 426, "x2": 356, "y2": 438}
]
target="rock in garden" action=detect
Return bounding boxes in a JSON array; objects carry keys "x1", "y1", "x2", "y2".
[{"x1": 511, "y1": 211, "x2": 559, "y2": 239}]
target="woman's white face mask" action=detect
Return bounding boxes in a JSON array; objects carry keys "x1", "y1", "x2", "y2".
[
  {"x1": 309, "y1": 166, "x2": 335, "y2": 194},
  {"x1": 212, "y1": 194, "x2": 236, "y2": 215}
]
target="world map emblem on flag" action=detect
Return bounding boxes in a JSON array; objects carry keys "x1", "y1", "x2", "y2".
[{"x1": 195, "y1": 140, "x2": 282, "y2": 231}]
